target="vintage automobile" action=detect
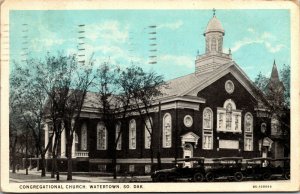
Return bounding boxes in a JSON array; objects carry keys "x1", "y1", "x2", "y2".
[
  {"x1": 205, "y1": 157, "x2": 244, "y2": 182},
  {"x1": 244, "y1": 157, "x2": 290, "y2": 180},
  {"x1": 151, "y1": 157, "x2": 206, "y2": 182}
]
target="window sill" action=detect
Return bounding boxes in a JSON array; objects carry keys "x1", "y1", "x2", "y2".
[
  {"x1": 217, "y1": 129, "x2": 242, "y2": 134},
  {"x1": 202, "y1": 148, "x2": 213, "y2": 150}
]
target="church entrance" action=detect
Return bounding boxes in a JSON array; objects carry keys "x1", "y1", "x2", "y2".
[
  {"x1": 261, "y1": 137, "x2": 273, "y2": 158},
  {"x1": 180, "y1": 132, "x2": 200, "y2": 168},
  {"x1": 183, "y1": 143, "x2": 193, "y2": 168}
]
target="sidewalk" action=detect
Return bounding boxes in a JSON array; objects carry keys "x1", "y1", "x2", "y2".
[{"x1": 9, "y1": 170, "x2": 152, "y2": 183}]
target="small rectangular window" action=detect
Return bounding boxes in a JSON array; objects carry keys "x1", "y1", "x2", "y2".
[
  {"x1": 116, "y1": 165, "x2": 120, "y2": 172},
  {"x1": 203, "y1": 133, "x2": 213, "y2": 150},
  {"x1": 129, "y1": 165, "x2": 135, "y2": 172},
  {"x1": 244, "y1": 137, "x2": 253, "y2": 151},
  {"x1": 145, "y1": 165, "x2": 151, "y2": 173},
  {"x1": 98, "y1": 165, "x2": 106, "y2": 172}
]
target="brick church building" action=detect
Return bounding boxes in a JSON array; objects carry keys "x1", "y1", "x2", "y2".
[{"x1": 44, "y1": 13, "x2": 288, "y2": 173}]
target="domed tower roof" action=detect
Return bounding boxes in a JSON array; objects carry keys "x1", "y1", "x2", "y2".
[{"x1": 205, "y1": 15, "x2": 225, "y2": 35}]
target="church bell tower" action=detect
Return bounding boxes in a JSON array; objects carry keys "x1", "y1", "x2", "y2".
[
  {"x1": 195, "y1": 9, "x2": 232, "y2": 76},
  {"x1": 204, "y1": 9, "x2": 225, "y2": 53}
]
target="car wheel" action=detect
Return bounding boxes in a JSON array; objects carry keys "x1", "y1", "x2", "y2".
[
  {"x1": 205, "y1": 172, "x2": 215, "y2": 182},
  {"x1": 193, "y1": 172, "x2": 204, "y2": 182},
  {"x1": 262, "y1": 172, "x2": 271, "y2": 180},
  {"x1": 157, "y1": 173, "x2": 167, "y2": 182},
  {"x1": 234, "y1": 172, "x2": 244, "y2": 182},
  {"x1": 284, "y1": 172, "x2": 290, "y2": 180}
]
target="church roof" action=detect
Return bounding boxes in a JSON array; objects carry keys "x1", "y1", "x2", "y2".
[
  {"x1": 160, "y1": 71, "x2": 215, "y2": 98},
  {"x1": 205, "y1": 15, "x2": 225, "y2": 34},
  {"x1": 161, "y1": 62, "x2": 233, "y2": 97}
]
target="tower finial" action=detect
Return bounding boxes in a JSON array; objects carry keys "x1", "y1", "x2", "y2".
[{"x1": 213, "y1": 8, "x2": 216, "y2": 16}]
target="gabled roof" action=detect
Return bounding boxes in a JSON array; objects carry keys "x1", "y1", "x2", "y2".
[
  {"x1": 82, "y1": 59, "x2": 268, "y2": 111},
  {"x1": 160, "y1": 61, "x2": 269, "y2": 107},
  {"x1": 160, "y1": 65, "x2": 223, "y2": 98}
]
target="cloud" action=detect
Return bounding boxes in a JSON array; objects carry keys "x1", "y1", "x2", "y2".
[
  {"x1": 157, "y1": 20, "x2": 183, "y2": 30},
  {"x1": 230, "y1": 38, "x2": 262, "y2": 52},
  {"x1": 158, "y1": 54, "x2": 194, "y2": 68},
  {"x1": 247, "y1": 28, "x2": 255, "y2": 33},
  {"x1": 230, "y1": 31, "x2": 285, "y2": 53},
  {"x1": 264, "y1": 42, "x2": 285, "y2": 53},
  {"x1": 30, "y1": 38, "x2": 65, "y2": 51},
  {"x1": 85, "y1": 21, "x2": 129, "y2": 43}
]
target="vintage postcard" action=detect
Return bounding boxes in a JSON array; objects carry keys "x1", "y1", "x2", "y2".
[{"x1": 1, "y1": 0, "x2": 299, "y2": 192}]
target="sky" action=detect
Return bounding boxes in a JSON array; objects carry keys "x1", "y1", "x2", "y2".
[{"x1": 10, "y1": 9, "x2": 290, "y2": 81}]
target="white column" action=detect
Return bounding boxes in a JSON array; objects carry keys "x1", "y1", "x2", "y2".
[
  {"x1": 61, "y1": 122, "x2": 66, "y2": 158},
  {"x1": 52, "y1": 132, "x2": 56, "y2": 154},
  {"x1": 71, "y1": 119, "x2": 76, "y2": 158},
  {"x1": 72, "y1": 133, "x2": 76, "y2": 158},
  {"x1": 44, "y1": 123, "x2": 49, "y2": 158}
]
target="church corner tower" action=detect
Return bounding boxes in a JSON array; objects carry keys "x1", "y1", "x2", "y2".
[
  {"x1": 195, "y1": 10, "x2": 232, "y2": 76},
  {"x1": 267, "y1": 60, "x2": 285, "y2": 96}
]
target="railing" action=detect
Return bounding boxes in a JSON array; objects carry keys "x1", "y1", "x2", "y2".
[{"x1": 75, "y1": 151, "x2": 89, "y2": 157}]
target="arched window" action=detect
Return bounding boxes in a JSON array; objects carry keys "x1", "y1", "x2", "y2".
[
  {"x1": 244, "y1": 112, "x2": 253, "y2": 151},
  {"x1": 225, "y1": 103, "x2": 232, "y2": 130},
  {"x1": 203, "y1": 108, "x2": 213, "y2": 129},
  {"x1": 271, "y1": 115, "x2": 281, "y2": 135},
  {"x1": 129, "y1": 119, "x2": 136, "y2": 149},
  {"x1": 203, "y1": 108, "x2": 213, "y2": 149},
  {"x1": 163, "y1": 113, "x2": 172, "y2": 148},
  {"x1": 261, "y1": 123, "x2": 267, "y2": 133},
  {"x1": 96, "y1": 122, "x2": 107, "y2": 150},
  {"x1": 218, "y1": 37, "x2": 222, "y2": 52},
  {"x1": 144, "y1": 117, "x2": 152, "y2": 149},
  {"x1": 245, "y1": 113, "x2": 253, "y2": 133},
  {"x1": 80, "y1": 123, "x2": 87, "y2": 150},
  {"x1": 217, "y1": 99, "x2": 241, "y2": 132},
  {"x1": 115, "y1": 122, "x2": 122, "y2": 150},
  {"x1": 211, "y1": 37, "x2": 217, "y2": 51},
  {"x1": 206, "y1": 37, "x2": 210, "y2": 52}
]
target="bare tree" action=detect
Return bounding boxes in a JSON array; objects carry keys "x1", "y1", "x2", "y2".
[
  {"x1": 10, "y1": 61, "x2": 48, "y2": 175},
  {"x1": 62, "y1": 57, "x2": 95, "y2": 181},
  {"x1": 126, "y1": 66, "x2": 165, "y2": 170},
  {"x1": 94, "y1": 62, "x2": 134, "y2": 179},
  {"x1": 35, "y1": 53, "x2": 79, "y2": 179}
]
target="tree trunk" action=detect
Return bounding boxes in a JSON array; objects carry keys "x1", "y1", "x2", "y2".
[
  {"x1": 25, "y1": 131, "x2": 29, "y2": 175},
  {"x1": 150, "y1": 142, "x2": 154, "y2": 171},
  {"x1": 112, "y1": 147, "x2": 117, "y2": 179},
  {"x1": 51, "y1": 156, "x2": 55, "y2": 178},
  {"x1": 157, "y1": 151, "x2": 161, "y2": 170},
  {"x1": 66, "y1": 141, "x2": 73, "y2": 181},
  {"x1": 40, "y1": 153, "x2": 46, "y2": 177},
  {"x1": 11, "y1": 137, "x2": 17, "y2": 173}
]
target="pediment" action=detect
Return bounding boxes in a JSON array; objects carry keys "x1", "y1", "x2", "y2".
[
  {"x1": 180, "y1": 132, "x2": 200, "y2": 142},
  {"x1": 181, "y1": 63, "x2": 268, "y2": 106},
  {"x1": 263, "y1": 137, "x2": 273, "y2": 146}
]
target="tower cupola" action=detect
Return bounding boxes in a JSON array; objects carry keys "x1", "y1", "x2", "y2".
[{"x1": 204, "y1": 10, "x2": 225, "y2": 53}]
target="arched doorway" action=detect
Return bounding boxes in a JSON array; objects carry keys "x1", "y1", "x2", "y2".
[{"x1": 183, "y1": 143, "x2": 193, "y2": 168}]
